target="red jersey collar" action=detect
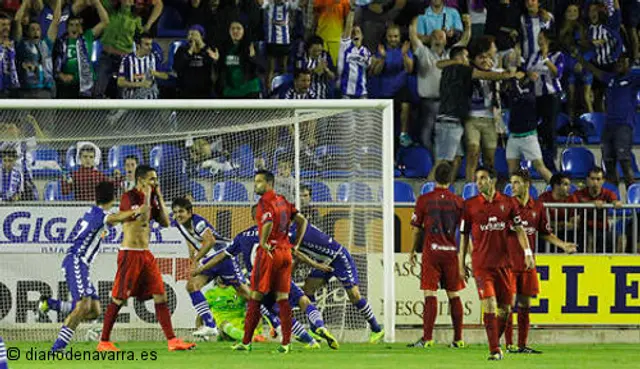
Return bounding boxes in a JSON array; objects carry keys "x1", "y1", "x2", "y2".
[
  {"x1": 479, "y1": 190, "x2": 503, "y2": 204},
  {"x1": 261, "y1": 189, "x2": 276, "y2": 202}
]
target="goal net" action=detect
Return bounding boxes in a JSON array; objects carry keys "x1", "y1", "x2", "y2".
[{"x1": 0, "y1": 100, "x2": 395, "y2": 343}]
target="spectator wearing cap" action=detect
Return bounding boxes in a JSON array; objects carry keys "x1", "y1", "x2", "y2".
[
  {"x1": 173, "y1": 25, "x2": 218, "y2": 98},
  {"x1": 0, "y1": 12, "x2": 20, "y2": 97},
  {"x1": 217, "y1": 21, "x2": 262, "y2": 98},
  {"x1": 53, "y1": 0, "x2": 110, "y2": 98}
]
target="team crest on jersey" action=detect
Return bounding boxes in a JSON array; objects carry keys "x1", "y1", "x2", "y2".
[
  {"x1": 262, "y1": 212, "x2": 272, "y2": 222},
  {"x1": 500, "y1": 205, "x2": 505, "y2": 212}
]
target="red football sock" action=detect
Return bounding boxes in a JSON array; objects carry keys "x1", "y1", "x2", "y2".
[
  {"x1": 483, "y1": 313, "x2": 500, "y2": 353},
  {"x1": 449, "y1": 297, "x2": 463, "y2": 342},
  {"x1": 504, "y1": 312, "x2": 514, "y2": 346},
  {"x1": 422, "y1": 296, "x2": 437, "y2": 341},
  {"x1": 100, "y1": 302, "x2": 122, "y2": 342},
  {"x1": 242, "y1": 300, "x2": 261, "y2": 345},
  {"x1": 155, "y1": 303, "x2": 176, "y2": 340},
  {"x1": 518, "y1": 307, "x2": 530, "y2": 348},
  {"x1": 497, "y1": 314, "x2": 508, "y2": 340},
  {"x1": 277, "y1": 299, "x2": 293, "y2": 345}
]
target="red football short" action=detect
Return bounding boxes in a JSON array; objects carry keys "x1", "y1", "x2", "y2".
[
  {"x1": 111, "y1": 249, "x2": 166, "y2": 301},
  {"x1": 473, "y1": 267, "x2": 514, "y2": 306},
  {"x1": 251, "y1": 247, "x2": 293, "y2": 295},
  {"x1": 512, "y1": 268, "x2": 540, "y2": 297},
  {"x1": 421, "y1": 252, "x2": 465, "y2": 292}
]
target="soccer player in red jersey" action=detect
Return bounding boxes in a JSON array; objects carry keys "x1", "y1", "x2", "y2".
[
  {"x1": 232, "y1": 170, "x2": 308, "y2": 354},
  {"x1": 97, "y1": 165, "x2": 196, "y2": 352},
  {"x1": 459, "y1": 167, "x2": 532, "y2": 360},
  {"x1": 408, "y1": 163, "x2": 466, "y2": 348},
  {"x1": 503, "y1": 169, "x2": 577, "y2": 354}
]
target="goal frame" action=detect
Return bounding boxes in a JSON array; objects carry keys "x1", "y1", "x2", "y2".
[{"x1": 0, "y1": 99, "x2": 396, "y2": 343}]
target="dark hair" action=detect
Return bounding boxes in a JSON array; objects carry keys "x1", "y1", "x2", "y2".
[
  {"x1": 171, "y1": 197, "x2": 193, "y2": 212},
  {"x1": 589, "y1": 3, "x2": 609, "y2": 25},
  {"x1": 301, "y1": 184, "x2": 312, "y2": 195},
  {"x1": 124, "y1": 155, "x2": 139, "y2": 164},
  {"x1": 588, "y1": 166, "x2": 604, "y2": 177},
  {"x1": 0, "y1": 12, "x2": 11, "y2": 21},
  {"x1": 95, "y1": 181, "x2": 116, "y2": 205},
  {"x1": 135, "y1": 165, "x2": 156, "y2": 182},
  {"x1": 549, "y1": 173, "x2": 570, "y2": 189},
  {"x1": 68, "y1": 15, "x2": 83, "y2": 24},
  {"x1": 469, "y1": 35, "x2": 495, "y2": 60},
  {"x1": 307, "y1": 35, "x2": 324, "y2": 48},
  {"x1": 434, "y1": 162, "x2": 453, "y2": 185},
  {"x1": 450, "y1": 46, "x2": 467, "y2": 60},
  {"x1": 135, "y1": 32, "x2": 153, "y2": 45},
  {"x1": 475, "y1": 166, "x2": 497, "y2": 180},
  {"x1": 511, "y1": 168, "x2": 531, "y2": 184},
  {"x1": 294, "y1": 68, "x2": 311, "y2": 80},
  {"x1": 539, "y1": 29, "x2": 556, "y2": 50},
  {"x1": 255, "y1": 169, "x2": 275, "y2": 185},
  {"x1": 79, "y1": 146, "x2": 95, "y2": 155},
  {"x1": 0, "y1": 147, "x2": 17, "y2": 159}
]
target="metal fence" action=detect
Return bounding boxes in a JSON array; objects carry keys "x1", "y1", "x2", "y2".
[{"x1": 541, "y1": 203, "x2": 640, "y2": 254}]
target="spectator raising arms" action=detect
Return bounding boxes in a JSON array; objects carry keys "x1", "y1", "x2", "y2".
[
  {"x1": 416, "y1": 0, "x2": 464, "y2": 47},
  {"x1": 297, "y1": 35, "x2": 335, "y2": 99},
  {"x1": 53, "y1": 0, "x2": 110, "y2": 98},
  {"x1": 173, "y1": 25, "x2": 218, "y2": 98},
  {"x1": 14, "y1": 0, "x2": 61, "y2": 98},
  {"x1": 337, "y1": 1, "x2": 371, "y2": 99},
  {"x1": 218, "y1": 21, "x2": 262, "y2": 99}
]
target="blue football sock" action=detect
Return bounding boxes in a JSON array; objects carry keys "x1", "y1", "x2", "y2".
[
  {"x1": 355, "y1": 298, "x2": 381, "y2": 333},
  {"x1": 292, "y1": 319, "x2": 314, "y2": 344},
  {"x1": 51, "y1": 325, "x2": 74, "y2": 352},
  {"x1": 305, "y1": 304, "x2": 325, "y2": 329},
  {"x1": 189, "y1": 291, "x2": 216, "y2": 328}
]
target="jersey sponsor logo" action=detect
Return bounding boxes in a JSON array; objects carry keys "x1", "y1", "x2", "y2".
[
  {"x1": 431, "y1": 243, "x2": 457, "y2": 252},
  {"x1": 261, "y1": 212, "x2": 272, "y2": 222},
  {"x1": 479, "y1": 218, "x2": 507, "y2": 232},
  {"x1": 195, "y1": 221, "x2": 206, "y2": 234},
  {"x1": 411, "y1": 213, "x2": 417, "y2": 223},
  {"x1": 346, "y1": 53, "x2": 369, "y2": 66}
]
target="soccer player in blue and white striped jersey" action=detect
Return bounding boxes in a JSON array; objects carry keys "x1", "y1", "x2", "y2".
[
  {"x1": 520, "y1": 0, "x2": 553, "y2": 61},
  {"x1": 171, "y1": 197, "x2": 247, "y2": 339},
  {"x1": 117, "y1": 33, "x2": 167, "y2": 100},
  {"x1": 47, "y1": 182, "x2": 145, "y2": 352},
  {"x1": 264, "y1": 0, "x2": 299, "y2": 91},
  {"x1": 337, "y1": 4, "x2": 372, "y2": 98}
]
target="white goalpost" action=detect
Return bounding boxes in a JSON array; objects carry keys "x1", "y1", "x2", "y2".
[{"x1": 0, "y1": 99, "x2": 395, "y2": 343}]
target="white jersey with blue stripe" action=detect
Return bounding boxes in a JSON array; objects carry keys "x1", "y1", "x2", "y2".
[
  {"x1": 290, "y1": 224, "x2": 343, "y2": 264},
  {"x1": 67, "y1": 206, "x2": 109, "y2": 265},
  {"x1": 265, "y1": 1, "x2": 298, "y2": 45},
  {"x1": 520, "y1": 13, "x2": 552, "y2": 61},
  {"x1": 171, "y1": 213, "x2": 228, "y2": 254},
  {"x1": 337, "y1": 38, "x2": 372, "y2": 97}
]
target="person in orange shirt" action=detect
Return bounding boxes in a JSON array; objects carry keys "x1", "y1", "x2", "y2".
[{"x1": 314, "y1": 0, "x2": 351, "y2": 63}]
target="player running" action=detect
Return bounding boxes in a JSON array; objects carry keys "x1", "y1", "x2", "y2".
[
  {"x1": 503, "y1": 169, "x2": 577, "y2": 354},
  {"x1": 45, "y1": 182, "x2": 144, "y2": 352},
  {"x1": 407, "y1": 163, "x2": 465, "y2": 349},
  {"x1": 171, "y1": 197, "x2": 250, "y2": 339},
  {"x1": 459, "y1": 167, "x2": 532, "y2": 361},
  {"x1": 97, "y1": 165, "x2": 195, "y2": 352}
]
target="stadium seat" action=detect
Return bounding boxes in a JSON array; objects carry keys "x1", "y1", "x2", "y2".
[
  {"x1": 271, "y1": 74, "x2": 293, "y2": 94},
  {"x1": 191, "y1": 181, "x2": 207, "y2": 202},
  {"x1": 493, "y1": 147, "x2": 509, "y2": 178},
  {"x1": 544, "y1": 183, "x2": 578, "y2": 194},
  {"x1": 302, "y1": 181, "x2": 332, "y2": 202},
  {"x1": 227, "y1": 144, "x2": 254, "y2": 178},
  {"x1": 627, "y1": 183, "x2": 640, "y2": 206},
  {"x1": 503, "y1": 183, "x2": 539, "y2": 199},
  {"x1": 65, "y1": 146, "x2": 77, "y2": 171},
  {"x1": 91, "y1": 40, "x2": 102, "y2": 69},
  {"x1": 394, "y1": 167, "x2": 402, "y2": 177},
  {"x1": 419, "y1": 181, "x2": 455, "y2": 195},
  {"x1": 394, "y1": 181, "x2": 416, "y2": 202},
  {"x1": 616, "y1": 154, "x2": 640, "y2": 179},
  {"x1": 337, "y1": 182, "x2": 373, "y2": 202},
  {"x1": 602, "y1": 182, "x2": 621, "y2": 199},
  {"x1": 165, "y1": 40, "x2": 187, "y2": 72},
  {"x1": 561, "y1": 147, "x2": 595, "y2": 178},
  {"x1": 107, "y1": 145, "x2": 143, "y2": 174},
  {"x1": 212, "y1": 181, "x2": 248, "y2": 202},
  {"x1": 398, "y1": 146, "x2": 432, "y2": 178},
  {"x1": 32, "y1": 146, "x2": 61, "y2": 177},
  {"x1": 556, "y1": 112, "x2": 571, "y2": 131},
  {"x1": 44, "y1": 181, "x2": 73, "y2": 201},
  {"x1": 317, "y1": 145, "x2": 351, "y2": 178},
  {"x1": 462, "y1": 182, "x2": 478, "y2": 200},
  {"x1": 149, "y1": 144, "x2": 185, "y2": 175},
  {"x1": 579, "y1": 112, "x2": 605, "y2": 144},
  {"x1": 157, "y1": 6, "x2": 187, "y2": 38},
  {"x1": 520, "y1": 161, "x2": 542, "y2": 180}
]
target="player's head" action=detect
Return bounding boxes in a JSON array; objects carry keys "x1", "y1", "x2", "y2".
[
  {"x1": 79, "y1": 145, "x2": 96, "y2": 168},
  {"x1": 510, "y1": 169, "x2": 531, "y2": 199},
  {"x1": 300, "y1": 184, "x2": 312, "y2": 207},
  {"x1": 450, "y1": 46, "x2": 469, "y2": 65},
  {"x1": 293, "y1": 68, "x2": 312, "y2": 93},
  {"x1": 135, "y1": 32, "x2": 153, "y2": 56},
  {"x1": 475, "y1": 166, "x2": 497, "y2": 195},
  {"x1": 95, "y1": 181, "x2": 116, "y2": 206},
  {"x1": 67, "y1": 15, "x2": 84, "y2": 38},
  {"x1": 1, "y1": 147, "x2": 18, "y2": 170},
  {"x1": 251, "y1": 204, "x2": 258, "y2": 220},
  {"x1": 550, "y1": 173, "x2": 572, "y2": 198},
  {"x1": 385, "y1": 24, "x2": 401, "y2": 49},
  {"x1": 124, "y1": 155, "x2": 138, "y2": 179},
  {"x1": 434, "y1": 162, "x2": 453, "y2": 186},
  {"x1": 171, "y1": 197, "x2": 193, "y2": 224},
  {"x1": 135, "y1": 165, "x2": 158, "y2": 188},
  {"x1": 586, "y1": 167, "x2": 605, "y2": 192},
  {"x1": 255, "y1": 170, "x2": 274, "y2": 195}
]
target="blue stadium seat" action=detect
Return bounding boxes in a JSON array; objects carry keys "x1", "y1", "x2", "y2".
[
  {"x1": 602, "y1": 182, "x2": 620, "y2": 199},
  {"x1": 317, "y1": 145, "x2": 351, "y2": 178},
  {"x1": 157, "y1": 6, "x2": 187, "y2": 38},
  {"x1": 166, "y1": 40, "x2": 187, "y2": 72},
  {"x1": 544, "y1": 183, "x2": 578, "y2": 194},
  {"x1": 493, "y1": 147, "x2": 509, "y2": 178},
  {"x1": 191, "y1": 181, "x2": 207, "y2": 202},
  {"x1": 212, "y1": 181, "x2": 248, "y2": 202},
  {"x1": 44, "y1": 181, "x2": 73, "y2": 201},
  {"x1": 394, "y1": 167, "x2": 402, "y2": 177},
  {"x1": 149, "y1": 144, "x2": 185, "y2": 175},
  {"x1": 302, "y1": 181, "x2": 332, "y2": 202},
  {"x1": 91, "y1": 40, "x2": 102, "y2": 69},
  {"x1": 520, "y1": 161, "x2": 543, "y2": 180},
  {"x1": 462, "y1": 183, "x2": 478, "y2": 200},
  {"x1": 561, "y1": 147, "x2": 595, "y2": 178},
  {"x1": 627, "y1": 183, "x2": 640, "y2": 206},
  {"x1": 32, "y1": 146, "x2": 61, "y2": 177},
  {"x1": 337, "y1": 182, "x2": 373, "y2": 202},
  {"x1": 65, "y1": 146, "x2": 77, "y2": 172},
  {"x1": 503, "y1": 183, "x2": 539, "y2": 199},
  {"x1": 108, "y1": 145, "x2": 143, "y2": 174},
  {"x1": 226, "y1": 144, "x2": 254, "y2": 178},
  {"x1": 579, "y1": 112, "x2": 605, "y2": 144},
  {"x1": 556, "y1": 112, "x2": 571, "y2": 130},
  {"x1": 420, "y1": 181, "x2": 455, "y2": 195},
  {"x1": 271, "y1": 74, "x2": 294, "y2": 95},
  {"x1": 395, "y1": 181, "x2": 416, "y2": 202},
  {"x1": 398, "y1": 146, "x2": 432, "y2": 178}
]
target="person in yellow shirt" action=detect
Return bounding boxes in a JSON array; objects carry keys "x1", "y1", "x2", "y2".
[{"x1": 314, "y1": 0, "x2": 351, "y2": 63}]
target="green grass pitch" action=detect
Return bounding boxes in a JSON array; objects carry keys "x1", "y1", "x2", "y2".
[{"x1": 5, "y1": 342, "x2": 639, "y2": 369}]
